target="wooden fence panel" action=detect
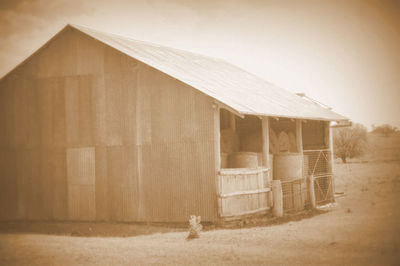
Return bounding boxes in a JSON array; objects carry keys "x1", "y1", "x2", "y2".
[{"x1": 218, "y1": 168, "x2": 271, "y2": 218}]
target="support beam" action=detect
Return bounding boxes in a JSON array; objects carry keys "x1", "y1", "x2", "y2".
[
  {"x1": 214, "y1": 100, "x2": 244, "y2": 119},
  {"x1": 213, "y1": 104, "x2": 222, "y2": 218},
  {"x1": 327, "y1": 121, "x2": 336, "y2": 202},
  {"x1": 214, "y1": 104, "x2": 221, "y2": 171},
  {"x1": 262, "y1": 117, "x2": 273, "y2": 207},
  {"x1": 272, "y1": 180, "x2": 283, "y2": 217},
  {"x1": 296, "y1": 119, "x2": 303, "y2": 153},
  {"x1": 324, "y1": 121, "x2": 330, "y2": 148},
  {"x1": 308, "y1": 175, "x2": 316, "y2": 209},
  {"x1": 261, "y1": 117, "x2": 270, "y2": 167},
  {"x1": 328, "y1": 122, "x2": 334, "y2": 173},
  {"x1": 230, "y1": 113, "x2": 236, "y2": 133}
]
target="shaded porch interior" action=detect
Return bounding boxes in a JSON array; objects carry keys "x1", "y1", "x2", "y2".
[{"x1": 216, "y1": 108, "x2": 334, "y2": 220}]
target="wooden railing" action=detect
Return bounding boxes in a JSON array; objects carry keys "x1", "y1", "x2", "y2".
[
  {"x1": 281, "y1": 177, "x2": 309, "y2": 212},
  {"x1": 217, "y1": 167, "x2": 272, "y2": 219}
]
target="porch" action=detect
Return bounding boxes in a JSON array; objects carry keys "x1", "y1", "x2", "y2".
[{"x1": 215, "y1": 106, "x2": 335, "y2": 220}]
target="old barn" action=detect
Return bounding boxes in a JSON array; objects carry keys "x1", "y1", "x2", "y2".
[{"x1": 0, "y1": 24, "x2": 348, "y2": 223}]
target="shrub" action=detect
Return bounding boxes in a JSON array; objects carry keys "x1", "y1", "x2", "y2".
[
  {"x1": 371, "y1": 124, "x2": 399, "y2": 137},
  {"x1": 333, "y1": 123, "x2": 368, "y2": 163},
  {"x1": 187, "y1": 215, "x2": 202, "y2": 239}
]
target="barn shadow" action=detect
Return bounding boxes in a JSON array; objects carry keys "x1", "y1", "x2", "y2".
[{"x1": 0, "y1": 209, "x2": 328, "y2": 237}]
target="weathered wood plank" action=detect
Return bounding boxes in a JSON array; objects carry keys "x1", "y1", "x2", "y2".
[
  {"x1": 272, "y1": 180, "x2": 283, "y2": 217},
  {"x1": 219, "y1": 167, "x2": 269, "y2": 175},
  {"x1": 219, "y1": 188, "x2": 271, "y2": 198},
  {"x1": 220, "y1": 207, "x2": 270, "y2": 218},
  {"x1": 262, "y1": 117, "x2": 270, "y2": 167},
  {"x1": 296, "y1": 119, "x2": 303, "y2": 153}
]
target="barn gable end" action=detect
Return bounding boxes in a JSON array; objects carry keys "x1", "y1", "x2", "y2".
[{"x1": 0, "y1": 26, "x2": 218, "y2": 222}]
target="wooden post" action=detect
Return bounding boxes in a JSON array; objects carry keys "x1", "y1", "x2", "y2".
[
  {"x1": 214, "y1": 104, "x2": 221, "y2": 171},
  {"x1": 272, "y1": 180, "x2": 283, "y2": 217},
  {"x1": 324, "y1": 121, "x2": 330, "y2": 148},
  {"x1": 213, "y1": 103, "x2": 222, "y2": 219},
  {"x1": 230, "y1": 113, "x2": 236, "y2": 133},
  {"x1": 328, "y1": 122, "x2": 334, "y2": 174},
  {"x1": 308, "y1": 175, "x2": 316, "y2": 209},
  {"x1": 328, "y1": 121, "x2": 336, "y2": 202},
  {"x1": 296, "y1": 119, "x2": 306, "y2": 208},
  {"x1": 296, "y1": 119, "x2": 303, "y2": 154},
  {"x1": 261, "y1": 117, "x2": 270, "y2": 168},
  {"x1": 262, "y1": 117, "x2": 273, "y2": 206}
]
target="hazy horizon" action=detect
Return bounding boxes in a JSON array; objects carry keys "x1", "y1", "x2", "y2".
[{"x1": 1, "y1": 0, "x2": 399, "y2": 129}]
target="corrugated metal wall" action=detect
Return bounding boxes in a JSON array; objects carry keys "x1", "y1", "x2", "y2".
[
  {"x1": 137, "y1": 64, "x2": 216, "y2": 222},
  {"x1": 0, "y1": 27, "x2": 217, "y2": 222}
]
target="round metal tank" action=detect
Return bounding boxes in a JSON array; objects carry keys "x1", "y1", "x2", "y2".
[
  {"x1": 273, "y1": 153, "x2": 303, "y2": 180},
  {"x1": 228, "y1": 152, "x2": 258, "y2": 168},
  {"x1": 257, "y1": 153, "x2": 273, "y2": 172}
]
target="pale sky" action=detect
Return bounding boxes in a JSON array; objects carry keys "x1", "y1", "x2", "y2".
[{"x1": 1, "y1": 0, "x2": 399, "y2": 129}]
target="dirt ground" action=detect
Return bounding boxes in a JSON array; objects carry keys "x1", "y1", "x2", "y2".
[{"x1": 0, "y1": 135, "x2": 399, "y2": 265}]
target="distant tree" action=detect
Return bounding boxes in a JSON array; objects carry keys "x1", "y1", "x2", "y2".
[
  {"x1": 371, "y1": 124, "x2": 398, "y2": 137},
  {"x1": 333, "y1": 123, "x2": 368, "y2": 163}
]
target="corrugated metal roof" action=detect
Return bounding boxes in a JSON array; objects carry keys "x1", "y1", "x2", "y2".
[{"x1": 15, "y1": 24, "x2": 350, "y2": 121}]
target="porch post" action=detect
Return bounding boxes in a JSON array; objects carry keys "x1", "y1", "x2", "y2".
[
  {"x1": 272, "y1": 180, "x2": 283, "y2": 217},
  {"x1": 214, "y1": 105, "x2": 221, "y2": 171},
  {"x1": 296, "y1": 119, "x2": 303, "y2": 154},
  {"x1": 261, "y1": 117, "x2": 270, "y2": 167},
  {"x1": 327, "y1": 122, "x2": 335, "y2": 174},
  {"x1": 308, "y1": 175, "x2": 316, "y2": 209},
  {"x1": 213, "y1": 103, "x2": 222, "y2": 219},
  {"x1": 327, "y1": 121, "x2": 336, "y2": 202},
  {"x1": 230, "y1": 113, "x2": 236, "y2": 132}
]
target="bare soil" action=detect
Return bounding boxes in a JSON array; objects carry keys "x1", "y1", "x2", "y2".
[{"x1": 0, "y1": 135, "x2": 399, "y2": 265}]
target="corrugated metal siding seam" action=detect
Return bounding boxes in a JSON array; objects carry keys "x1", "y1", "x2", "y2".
[
  {"x1": 105, "y1": 145, "x2": 139, "y2": 221},
  {"x1": 51, "y1": 148, "x2": 68, "y2": 220},
  {"x1": 95, "y1": 146, "x2": 108, "y2": 221}
]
